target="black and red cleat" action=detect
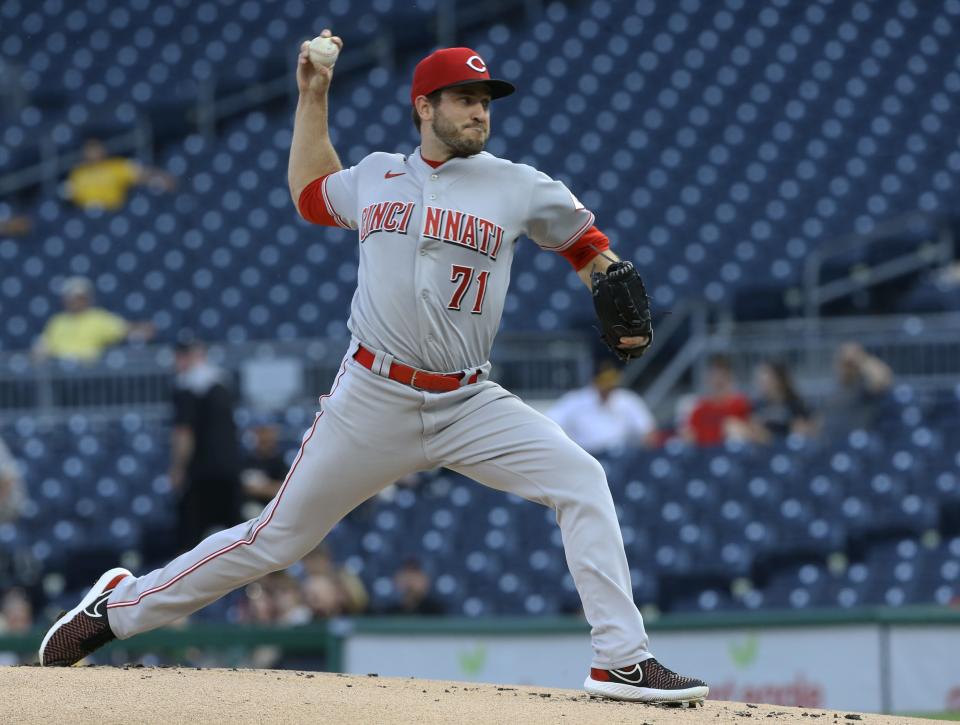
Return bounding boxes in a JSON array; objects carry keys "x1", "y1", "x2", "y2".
[
  {"x1": 39, "y1": 567, "x2": 131, "y2": 667},
  {"x1": 584, "y1": 657, "x2": 708, "y2": 704}
]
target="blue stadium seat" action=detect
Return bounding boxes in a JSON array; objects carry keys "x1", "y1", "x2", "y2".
[
  {"x1": 4, "y1": 1, "x2": 960, "y2": 343},
  {"x1": 5, "y1": 0, "x2": 960, "y2": 616}
]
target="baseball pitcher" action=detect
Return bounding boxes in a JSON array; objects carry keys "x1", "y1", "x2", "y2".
[{"x1": 40, "y1": 31, "x2": 707, "y2": 705}]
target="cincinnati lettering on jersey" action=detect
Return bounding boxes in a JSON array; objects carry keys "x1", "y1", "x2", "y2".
[
  {"x1": 359, "y1": 201, "x2": 416, "y2": 243},
  {"x1": 423, "y1": 206, "x2": 506, "y2": 260}
]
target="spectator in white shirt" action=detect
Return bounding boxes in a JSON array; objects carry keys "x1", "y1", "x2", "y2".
[{"x1": 548, "y1": 362, "x2": 657, "y2": 454}]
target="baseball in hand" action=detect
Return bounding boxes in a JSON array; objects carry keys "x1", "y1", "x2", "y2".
[{"x1": 308, "y1": 36, "x2": 339, "y2": 67}]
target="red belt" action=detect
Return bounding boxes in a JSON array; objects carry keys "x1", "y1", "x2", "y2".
[{"x1": 353, "y1": 345, "x2": 481, "y2": 393}]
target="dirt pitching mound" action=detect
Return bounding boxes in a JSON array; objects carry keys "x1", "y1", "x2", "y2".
[{"x1": 0, "y1": 667, "x2": 939, "y2": 724}]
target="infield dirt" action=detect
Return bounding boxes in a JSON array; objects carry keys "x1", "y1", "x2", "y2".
[{"x1": 0, "y1": 667, "x2": 938, "y2": 724}]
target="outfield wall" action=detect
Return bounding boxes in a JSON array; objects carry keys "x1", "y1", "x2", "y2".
[
  {"x1": 340, "y1": 608, "x2": 960, "y2": 714},
  {"x1": 3, "y1": 608, "x2": 958, "y2": 714}
]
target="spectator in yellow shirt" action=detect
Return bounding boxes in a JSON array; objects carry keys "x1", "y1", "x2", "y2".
[
  {"x1": 33, "y1": 277, "x2": 155, "y2": 363},
  {"x1": 67, "y1": 139, "x2": 175, "y2": 210}
]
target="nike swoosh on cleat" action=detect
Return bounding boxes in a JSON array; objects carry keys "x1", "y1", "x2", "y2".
[
  {"x1": 609, "y1": 664, "x2": 644, "y2": 685},
  {"x1": 83, "y1": 591, "x2": 112, "y2": 619},
  {"x1": 384, "y1": 171, "x2": 405, "y2": 179}
]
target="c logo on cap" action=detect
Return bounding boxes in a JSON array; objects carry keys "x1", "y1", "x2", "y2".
[{"x1": 466, "y1": 55, "x2": 487, "y2": 73}]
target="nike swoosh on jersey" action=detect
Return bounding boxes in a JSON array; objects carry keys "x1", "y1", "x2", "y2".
[
  {"x1": 608, "y1": 664, "x2": 643, "y2": 685},
  {"x1": 83, "y1": 591, "x2": 113, "y2": 619},
  {"x1": 384, "y1": 171, "x2": 405, "y2": 179}
]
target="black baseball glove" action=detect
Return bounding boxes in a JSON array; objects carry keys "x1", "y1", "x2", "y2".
[{"x1": 591, "y1": 260, "x2": 653, "y2": 361}]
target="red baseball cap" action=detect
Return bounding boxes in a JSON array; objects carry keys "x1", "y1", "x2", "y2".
[{"x1": 410, "y1": 47, "x2": 516, "y2": 105}]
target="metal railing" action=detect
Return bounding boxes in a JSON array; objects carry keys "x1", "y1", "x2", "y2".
[
  {"x1": 703, "y1": 311, "x2": 960, "y2": 400},
  {"x1": 625, "y1": 310, "x2": 960, "y2": 421},
  {"x1": 0, "y1": 331, "x2": 593, "y2": 422},
  {"x1": 803, "y1": 211, "x2": 954, "y2": 318},
  {"x1": 0, "y1": 347, "x2": 174, "y2": 422},
  {"x1": 0, "y1": 125, "x2": 153, "y2": 198},
  {"x1": 631, "y1": 215, "x2": 958, "y2": 412}
]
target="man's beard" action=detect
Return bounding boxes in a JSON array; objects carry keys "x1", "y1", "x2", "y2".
[{"x1": 431, "y1": 110, "x2": 488, "y2": 157}]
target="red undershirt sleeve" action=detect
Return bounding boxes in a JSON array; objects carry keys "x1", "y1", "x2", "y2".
[
  {"x1": 297, "y1": 175, "x2": 340, "y2": 227},
  {"x1": 558, "y1": 226, "x2": 611, "y2": 270}
]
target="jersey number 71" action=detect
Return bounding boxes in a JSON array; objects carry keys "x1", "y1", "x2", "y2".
[{"x1": 447, "y1": 264, "x2": 490, "y2": 315}]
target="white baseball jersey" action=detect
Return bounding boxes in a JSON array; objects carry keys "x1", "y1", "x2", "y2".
[{"x1": 316, "y1": 148, "x2": 595, "y2": 372}]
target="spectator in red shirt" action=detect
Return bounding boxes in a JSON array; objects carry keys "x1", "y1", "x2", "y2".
[{"x1": 682, "y1": 354, "x2": 751, "y2": 446}]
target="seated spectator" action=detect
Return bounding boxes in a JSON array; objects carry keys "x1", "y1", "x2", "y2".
[
  {"x1": 238, "y1": 571, "x2": 310, "y2": 626},
  {"x1": 239, "y1": 580, "x2": 278, "y2": 626},
  {"x1": 682, "y1": 354, "x2": 752, "y2": 446},
  {"x1": 548, "y1": 361, "x2": 657, "y2": 453},
  {"x1": 726, "y1": 361, "x2": 814, "y2": 444},
  {"x1": 270, "y1": 572, "x2": 312, "y2": 626},
  {"x1": 301, "y1": 545, "x2": 368, "y2": 615},
  {"x1": 240, "y1": 420, "x2": 290, "y2": 519},
  {"x1": 0, "y1": 435, "x2": 25, "y2": 522},
  {"x1": 33, "y1": 276, "x2": 155, "y2": 363},
  {"x1": 67, "y1": 138, "x2": 175, "y2": 210},
  {"x1": 822, "y1": 342, "x2": 894, "y2": 433},
  {"x1": 235, "y1": 572, "x2": 310, "y2": 670},
  {"x1": 302, "y1": 573, "x2": 346, "y2": 619},
  {"x1": 380, "y1": 558, "x2": 443, "y2": 615}
]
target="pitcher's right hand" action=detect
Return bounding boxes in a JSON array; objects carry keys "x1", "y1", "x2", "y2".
[{"x1": 297, "y1": 29, "x2": 343, "y2": 98}]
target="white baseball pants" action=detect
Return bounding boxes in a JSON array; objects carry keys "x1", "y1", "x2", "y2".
[{"x1": 106, "y1": 341, "x2": 650, "y2": 669}]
